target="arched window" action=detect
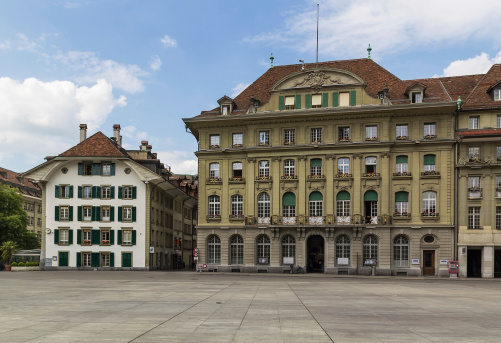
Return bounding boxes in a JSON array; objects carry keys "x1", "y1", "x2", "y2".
[
  {"x1": 395, "y1": 192, "x2": 409, "y2": 216},
  {"x1": 363, "y1": 235, "x2": 378, "y2": 265},
  {"x1": 396, "y1": 155, "x2": 408, "y2": 174},
  {"x1": 309, "y1": 191, "x2": 323, "y2": 217},
  {"x1": 208, "y1": 195, "x2": 220, "y2": 218},
  {"x1": 282, "y1": 235, "x2": 296, "y2": 265},
  {"x1": 282, "y1": 192, "x2": 296, "y2": 217},
  {"x1": 209, "y1": 163, "x2": 219, "y2": 179},
  {"x1": 258, "y1": 160, "x2": 270, "y2": 178},
  {"x1": 336, "y1": 191, "x2": 350, "y2": 224},
  {"x1": 207, "y1": 235, "x2": 221, "y2": 264},
  {"x1": 393, "y1": 235, "x2": 409, "y2": 267},
  {"x1": 338, "y1": 158, "x2": 350, "y2": 176},
  {"x1": 257, "y1": 193, "x2": 270, "y2": 218},
  {"x1": 335, "y1": 235, "x2": 351, "y2": 265},
  {"x1": 256, "y1": 235, "x2": 270, "y2": 265},
  {"x1": 364, "y1": 190, "x2": 378, "y2": 224},
  {"x1": 310, "y1": 158, "x2": 322, "y2": 177},
  {"x1": 422, "y1": 191, "x2": 437, "y2": 216},
  {"x1": 423, "y1": 154, "x2": 436, "y2": 173},
  {"x1": 230, "y1": 235, "x2": 244, "y2": 264},
  {"x1": 231, "y1": 194, "x2": 243, "y2": 217}
]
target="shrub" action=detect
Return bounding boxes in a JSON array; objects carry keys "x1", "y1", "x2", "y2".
[
  {"x1": 18, "y1": 262, "x2": 25, "y2": 267},
  {"x1": 10, "y1": 262, "x2": 18, "y2": 267}
]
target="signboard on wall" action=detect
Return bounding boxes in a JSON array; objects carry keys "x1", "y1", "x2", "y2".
[{"x1": 283, "y1": 257, "x2": 294, "y2": 265}]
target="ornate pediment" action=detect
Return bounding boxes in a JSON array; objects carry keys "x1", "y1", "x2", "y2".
[{"x1": 271, "y1": 68, "x2": 364, "y2": 92}]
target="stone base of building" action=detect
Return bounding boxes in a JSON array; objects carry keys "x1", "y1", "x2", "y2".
[{"x1": 41, "y1": 267, "x2": 149, "y2": 271}]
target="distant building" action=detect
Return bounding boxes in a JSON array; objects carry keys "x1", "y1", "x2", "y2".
[
  {"x1": 23, "y1": 124, "x2": 197, "y2": 270},
  {"x1": 184, "y1": 57, "x2": 501, "y2": 277},
  {"x1": 0, "y1": 167, "x2": 43, "y2": 241}
]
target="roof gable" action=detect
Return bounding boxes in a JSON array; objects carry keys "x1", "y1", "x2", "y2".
[{"x1": 59, "y1": 131, "x2": 129, "y2": 158}]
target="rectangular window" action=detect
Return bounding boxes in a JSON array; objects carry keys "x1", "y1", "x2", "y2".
[
  {"x1": 284, "y1": 159, "x2": 295, "y2": 177},
  {"x1": 498, "y1": 115, "x2": 501, "y2": 128},
  {"x1": 259, "y1": 131, "x2": 270, "y2": 145},
  {"x1": 336, "y1": 200, "x2": 350, "y2": 217},
  {"x1": 101, "y1": 230, "x2": 110, "y2": 245},
  {"x1": 468, "y1": 207, "x2": 481, "y2": 229},
  {"x1": 337, "y1": 158, "x2": 350, "y2": 175},
  {"x1": 284, "y1": 129, "x2": 295, "y2": 144},
  {"x1": 101, "y1": 186, "x2": 111, "y2": 199},
  {"x1": 469, "y1": 116, "x2": 479, "y2": 129},
  {"x1": 82, "y1": 229, "x2": 92, "y2": 245},
  {"x1": 311, "y1": 94, "x2": 322, "y2": 108},
  {"x1": 83, "y1": 186, "x2": 92, "y2": 199},
  {"x1": 258, "y1": 160, "x2": 270, "y2": 178},
  {"x1": 494, "y1": 89, "x2": 501, "y2": 101},
  {"x1": 59, "y1": 228, "x2": 69, "y2": 245},
  {"x1": 123, "y1": 186, "x2": 133, "y2": 199},
  {"x1": 338, "y1": 127, "x2": 350, "y2": 142},
  {"x1": 365, "y1": 125, "x2": 377, "y2": 140},
  {"x1": 122, "y1": 229, "x2": 132, "y2": 245},
  {"x1": 101, "y1": 206, "x2": 110, "y2": 222},
  {"x1": 339, "y1": 92, "x2": 350, "y2": 107},
  {"x1": 411, "y1": 92, "x2": 422, "y2": 103},
  {"x1": 82, "y1": 252, "x2": 91, "y2": 267},
  {"x1": 83, "y1": 206, "x2": 92, "y2": 221},
  {"x1": 468, "y1": 176, "x2": 481, "y2": 188},
  {"x1": 395, "y1": 202, "x2": 409, "y2": 215},
  {"x1": 284, "y1": 96, "x2": 295, "y2": 110},
  {"x1": 37, "y1": 218, "x2": 41, "y2": 227},
  {"x1": 209, "y1": 134, "x2": 220, "y2": 148},
  {"x1": 60, "y1": 185, "x2": 70, "y2": 198},
  {"x1": 232, "y1": 162, "x2": 242, "y2": 178},
  {"x1": 101, "y1": 252, "x2": 110, "y2": 267},
  {"x1": 497, "y1": 146, "x2": 501, "y2": 161},
  {"x1": 232, "y1": 133, "x2": 243, "y2": 147},
  {"x1": 365, "y1": 157, "x2": 377, "y2": 174},
  {"x1": 424, "y1": 123, "x2": 436, "y2": 138},
  {"x1": 469, "y1": 147, "x2": 480, "y2": 161},
  {"x1": 311, "y1": 128, "x2": 322, "y2": 143},
  {"x1": 123, "y1": 207, "x2": 132, "y2": 222},
  {"x1": 209, "y1": 163, "x2": 219, "y2": 179},
  {"x1": 468, "y1": 176, "x2": 482, "y2": 198},
  {"x1": 60, "y1": 206, "x2": 69, "y2": 221},
  {"x1": 101, "y1": 163, "x2": 112, "y2": 176},
  {"x1": 497, "y1": 207, "x2": 501, "y2": 230},
  {"x1": 82, "y1": 163, "x2": 93, "y2": 175},
  {"x1": 396, "y1": 124, "x2": 408, "y2": 140}
]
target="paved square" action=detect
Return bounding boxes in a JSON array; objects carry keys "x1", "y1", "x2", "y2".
[{"x1": 1, "y1": 271, "x2": 500, "y2": 342}]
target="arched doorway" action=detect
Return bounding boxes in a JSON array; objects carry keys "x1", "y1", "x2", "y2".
[{"x1": 307, "y1": 235, "x2": 325, "y2": 273}]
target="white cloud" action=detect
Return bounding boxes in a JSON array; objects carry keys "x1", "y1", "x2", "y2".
[
  {"x1": 156, "y1": 150, "x2": 198, "y2": 175},
  {"x1": 231, "y1": 82, "x2": 250, "y2": 98},
  {"x1": 246, "y1": 0, "x2": 501, "y2": 59},
  {"x1": 16, "y1": 33, "x2": 39, "y2": 52},
  {"x1": 0, "y1": 40, "x2": 11, "y2": 49},
  {"x1": 161, "y1": 35, "x2": 177, "y2": 48},
  {"x1": 53, "y1": 51, "x2": 148, "y2": 93},
  {"x1": 150, "y1": 55, "x2": 162, "y2": 71},
  {"x1": 442, "y1": 51, "x2": 501, "y2": 76},
  {"x1": 0, "y1": 77, "x2": 125, "y2": 171}
]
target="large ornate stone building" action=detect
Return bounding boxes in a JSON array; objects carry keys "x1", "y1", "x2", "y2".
[{"x1": 184, "y1": 58, "x2": 467, "y2": 276}]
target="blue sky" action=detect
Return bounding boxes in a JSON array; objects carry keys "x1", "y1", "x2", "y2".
[{"x1": 1, "y1": 0, "x2": 501, "y2": 175}]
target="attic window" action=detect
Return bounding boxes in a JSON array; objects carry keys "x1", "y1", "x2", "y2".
[
  {"x1": 312, "y1": 94, "x2": 322, "y2": 108},
  {"x1": 411, "y1": 92, "x2": 422, "y2": 103},
  {"x1": 494, "y1": 89, "x2": 501, "y2": 101},
  {"x1": 222, "y1": 106, "x2": 230, "y2": 115},
  {"x1": 285, "y1": 96, "x2": 295, "y2": 110}
]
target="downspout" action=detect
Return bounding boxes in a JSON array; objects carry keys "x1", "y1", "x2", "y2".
[{"x1": 454, "y1": 98, "x2": 461, "y2": 261}]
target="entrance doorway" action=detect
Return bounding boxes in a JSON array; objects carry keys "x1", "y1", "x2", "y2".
[
  {"x1": 307, "y1": 235, "x2": 324, "y2": 273},
  {"x1": 423, "y1": 250, "x2": 435, "y2": 275},
  {"x1": 467, "y1": 248, "x2": 482, "y2": 278},
  {"x1": 495, "y1": 250, "x2": 501, "y2": 278}
]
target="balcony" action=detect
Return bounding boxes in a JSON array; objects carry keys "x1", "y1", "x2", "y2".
[
  {"x1": 206, "y1": 214, "x2": 221, "y2": 221},
  {"x1": 284, "y1": 141, "x2": 296, "y2": 145},
  {"x1": 257, "y1": 217, "x2": 270, "y2": 225},
  {"x1": 336, "y1": 216, "x2": 351, "y2": 225},
  {"x1": 255, "y1": 176, "x2": 272, "y2": 182},
  {"x1": 228, "y1": 177, "x2": 245, "y2": 183},
  {"x1": 335, "y1": 173, "x2": 352, "y2": 179},
  {"x1": 281, "y1": 175, "x2": 298, "y2": 180},
  {"x1": 338, "y1": 138, "x2": 351, "y2": 143},
  {"x1": 258, "y1": 142, "x2": 269, "y2": 146},
  {"x1": 421, "y1": 212, "x2": 439, "y2": 220},
  {"x1": 362, "y1": 172, "x2": 381, "y2": 178},
  {"x1": 209, "y1": 144, "x2": 220, "y2": 149},
  {"x1": 229, "y1": 214, "x2": 244, "y2": 221},
  {"x1": 394, "y1": 212, "x2": 411, "y2": 218},
  {"x1": 365, "y1": 137, "x2": 378, "y2": 142},
  {"x1": 232, "y1": 144, "x2": 243, "y2": 148},
  {"x1": 468, "y1": 187, "x2": 483, "y2": 199},
  {"x1": 307, "y1": 174, "x2": 325, "y2": 179},
  {"x1": 308, "y1": 216, "x2": 324, "y2": 225},
  {"x1": 420, "y1": 171, "x2": 440, "y2": 179},
  {"x1": 392, "y1": 172, "x2": 412, "y2": 180},
  {"x1": 206, "y1": 177, "x2": 222, "y2": 184},
  {"x1": 282, "y1": 216, "x2": 296, "y2": 225}
]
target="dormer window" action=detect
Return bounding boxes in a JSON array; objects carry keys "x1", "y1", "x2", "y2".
[
  {"x1": 411, "y1": 92, "x2": 422, "y2": 103},
  {"x1": 222, "y1": 106, "x2": 229, "y2": 115},
  {"x1": 406, "y1": 83, "x2": 426, "y2": 104},
  {"x1": 217, "y1": 95, "x2": 234, "y2": 115},
  {"x1": 494, "y1": 88, "x2": 501, "y2": 101}
]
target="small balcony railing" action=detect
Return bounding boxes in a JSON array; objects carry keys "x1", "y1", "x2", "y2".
[
  {"x1": 393, "y1": 172, "x2": 412, "y2": 177},
  {"x1": 255, "y1": 176, "x2": 272, "y2": 181},
  {"x1": 282, "y1": 217, "x2": 296, "y2": 225},
  {"x1": 424, "y1": 134, "x2": 436, "y2": 139},
  {"x1": 468, "y1": 187, "x2": 483, "y2": 199},
  {"x1": 365, "y1": 216, "x2": 378, "y2": 224},
  {"x1": 284, "y1": 141, "x2": 296, "y2": 145},
  {"x1": 206, "y1": 177, "x2": 222, "y2": 183},
  {"x1": 338, "y1": 138, "x2": 351, "y2": 143},
  {"x1": 281, "y1": 175, "x2": 298, "y2": 180},
  {"x1": 362, "y1": 172, "x2": 380, "y2": 178},
  {"x1": 307, "y1": 174, "x2": 325, "y2": 179},
  {"x1": 206, "y1": 214, "x2": 221, "y2": 221},
  {"x1": 365, "y1": 137, "x2": 378, "y2": 141},
  {"x1": 421, "y1": 171, "x2": 440, "y2": 176},
  {"x1": 229, "y1": 214, "x2": 244, "y2": 220},
  {"x1": 421, "y1": 212, "x2": 439, "y2": 218},
  {"x1": 394, "y1": 212, "x2": 411, "y2": 218},
  {"x1": 336, "y1": 216, "x2": 351, "y2": 225},
  {"x1": 308, "y1": 216, "x2": 324, "y2": 225},
  {"x1": 228, "y1": 177, "x2": 245, "y2": 183},
  {"x1": 335, "y1": 173, "x2": 353, "y2": 178},
  {"x1": 257, "y1": 217, "x2": 270, "y2": 225}
]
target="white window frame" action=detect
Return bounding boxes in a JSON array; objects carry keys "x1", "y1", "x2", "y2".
[
  {"x1": 396, "y1": 124, "x2": 408, "y2": 139},
  {"x1": 232, "y1": 133, "x2": 243, "y2": 146},
  {"x1": 259, "y1": 131, "x2": 269, "y2": 145},
  {"x1": 284, "y1": 96, "x2": 295, "y2": 110},
  {"x1": 209, "y1": 163, "x2": 220, "y2": 179},
  {"x1": 283, "y1": 159, "x2": 295, "y2": 177},
  {"x1": 258, "y1": 160, "x2": 270, "y2": 178},
  {"x1": 231, "y1": 194, "x2": 243, "y2": 216},
  {"x1": 424, "y1": 123, "x2": 436, "y2": 137},
  {"x1": 469, "y1": 116, "x2": 479, "y2": 129},
  {"x1": 207, "y1": 235, "x2": 221, "y2": 264},
  {"x1": 365, "y1": 125, "x2": 378, "y2": 140},
  {"x1": 422, "y1": 191, "x2": 437, "y2": 215},
  {"x1": 208, "y1": 195, "x2": 220, "y2": 217},
  {"x1": 210, "y1": 134, "x2": 220, "y2": 148},
  {"x1": 257, "y1": 193, "x2": 270, "y2": 218},
  {"x1": 284, "y1": 129, "x2": 295, "y2": 144},
  {"x1": 468, "y1": 207, "x2": 481, "y2": 229},
  {"x1": 311, "y1": 128, "x2": 322, "y2": 143},
  {"x1": 123, "y1": 207, "x2": 132, "y2": 222},
  {"x1": 338, "y1": 158, "x2": 350, "y2": 175},
  {"x1": 393, "y1": 235, "x2": 409, "y2": 267}
]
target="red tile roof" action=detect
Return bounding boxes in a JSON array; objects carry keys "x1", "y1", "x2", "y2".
[
  {"x1": 457, "y1": 128, "x2": 501, "y2": 139},
  {"x1": 0, "y1": 167, "x2": 42, "y2": 198},
  {"x1": 59, "y1": 131, "x2": 129, "y2": 157},
  {"x1": 195, "y1": 60, "x2": 501, "y2": 117}
]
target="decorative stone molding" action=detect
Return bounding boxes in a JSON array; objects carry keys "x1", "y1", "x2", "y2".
[{"x1": 247, "y1": 157, "x2": 256, "y2": 163}]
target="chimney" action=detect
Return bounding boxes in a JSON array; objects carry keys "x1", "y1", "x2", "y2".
[
  {"x1": 79, "y1": 124, "x2": 87, "y2": 142},
  {"x1": 113, "y1": 124, "x2": 121, "y2": 147},
  {"x1": 147, "y1": 145, "x2": 152, "y2": 152},
  {"x1": 140, "y1": 140, "x2": 148, "y2": 151}
]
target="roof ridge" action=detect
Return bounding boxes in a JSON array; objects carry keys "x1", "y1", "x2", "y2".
[{"x1": 438, "y1": 79, "x2": 453, "y2": 101}]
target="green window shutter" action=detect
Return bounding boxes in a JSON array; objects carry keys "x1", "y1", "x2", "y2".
[
  {"x1": 91, "y1": 206, "x2": 96, "y2": 221},
  {"x1": 69, "y1": 186, "x2": 74, "y2": 198},
  {"x1": 278, "y1": 95, "x2": 285, "y2": 110},
  {"x1": 96, "y1": 186, "x2": 101, "y2": 198},
  {"x1": 78, "y1": 163, "x2": 83, "y2": 175},
  {"x1": 59, "y1": 252, "x2": 68, "y2": 267},
  {"x1": 54, "y1": 229, "x2": 59, "y2": 244},
  {"x1": 111, "y1": 163, "x2": 115, "y2": 176},
  {"x1": 77, "y1": 206, "x2": 82, "y2": 221},
  {"x1": 69, "y1": 206, "x2": 73, "y2": 221},
  {"x1": 110, "y1": 253, "x2": 115, "y2": 268},
  {"x1": 92, "y1": 186, "x2": 97, "y2": 199},
  {"x1": 282, "y1": 192, "x2": 296, "y2": 206},
  {"x1": 55, "y1": 206, "x2": 59, "y2": 221},
  {"x1": 118, "y1": 230, "x2": 122, "y2": 245},
  {"x1": 76, "y1": 252, "x2": 81, "y2": 267},
  {"x1": 77, "y1": 229, "x2": 82, "y2": 244},
  {"x1": 322, "y1": 93, "x2": 328, "y2": 107},
  {"x1": 395, "y1": 192, "x2": 409, "y2": 202},
  {"x1": 309, "y1": 191, "x2": 323, "y2": 201},
  {"x1": 305, "y1": 94, "x2": 312, "y2": 109},
  {"x1": 110, "y1": 207, "x2": 115, "y2": 222},
  {"x1": 132, "y1": 186, "x2": 137, "y2": 199},
  {"x1": 55, "y1": 185, "x2": 60, "y2": 198},
  {"x1": 311, "y1": 159, "x2": 322, "y2": 167},
  {"x1": 336, "y1": 191, "x2": 350, "y2": 201},
  {"x1": 118, "y1": 206, "x2": 123, "y2": 222},
  {"x1": 295, "y1": 94, "x2": 301, "y2": 109},
  {"x1": 132, "y1": 230, "x2": 137, "y2": 245},
  {"x1": 350, "y1": 90, "x2": 357, "y2": 106},
  {"x1": 332, "y1": 92, "x2": 339, "y2": 107},
  {"x1": 118, "y1": 186, "x2": 122, "y2": 199},
  {"x1": 364, "y1": 190, "x2": 378, "y2": 201},
  {"x1": 110, "y1": 186, "x2": 115, "y2": 199},
  {"x1": 396, "y1": 155, "x2": 408, "y2": 164},
  {"x1": 95, "y1": 206, "x2": 101, "y2": 221},
  {"x1": 91, "y1": 252, "x2": 100, "y2": 267},
  {"x1": 132, "y1": 207, "x2": 136, "y2": 222},
  {"x1": 91, "y1": 230, "x2": 100, "y2": 245},
  {"x1": 424, "y1": 154, "x2": 436, "y2": 165},
  {"x1": 69, "y1": 229, "x2": 73, "y2": 244},
  {"x1": 92, "y1": 163, "x2": 101, "y2": 175},
  {"x1": 78, "y1": 186, "x2": 82, "y2": 198},
  {"x1": 110, "y1": 230, "x2": 115, "y2": 245}
]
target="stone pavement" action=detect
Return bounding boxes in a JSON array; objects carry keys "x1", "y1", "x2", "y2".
[{"x1": 1, "y1": 271, "x2": 500, "y2": 342}]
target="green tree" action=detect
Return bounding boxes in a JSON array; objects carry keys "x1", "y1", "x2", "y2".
[
  {"x1": 0, "y1": 184, "x2": 38, "y2": 249},
  {"x1": 0, "y1": 240, "x2": 18, "y2": 264}
]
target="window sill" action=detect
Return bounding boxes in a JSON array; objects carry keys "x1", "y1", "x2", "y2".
[{"x1": 255, "y1": 176, "x2": 272, "y2": 182}]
